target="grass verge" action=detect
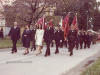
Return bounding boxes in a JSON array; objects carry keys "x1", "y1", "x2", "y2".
[{"x1": 81, "y1": 58, "x2": 100, "y2": 75}]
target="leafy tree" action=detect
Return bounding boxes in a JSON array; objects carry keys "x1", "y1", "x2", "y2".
[
  {"x1": 54, "y1": 0, "x2": 97, "y2": 30},
  {"x1": 2, "y1": 0, "x2": 59, "y2": 27}
]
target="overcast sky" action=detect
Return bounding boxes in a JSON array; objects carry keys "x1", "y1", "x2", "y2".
[
  {"x1": 1, "y1": 0, "x2": 100, "y2": 5},
  {"x1": 97, "y1": 0, "x2": 100, "y2": 2}
]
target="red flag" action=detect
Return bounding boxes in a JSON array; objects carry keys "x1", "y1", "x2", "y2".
[
  {"x1": 37, "y1": 16, "x2": 45, "y2": 30},
  {"x1": 72, "y1": 14, "x2": 78, "y2": 33},
  {"x1": 45, "y1": 20, "x2": 53, "y2": 29},
  {"x1": 62, "y1": 12, "x2": 70, "y2": 39},
  {"x1": 49, "y1": 20, "x2": 53, "y2": 27}
]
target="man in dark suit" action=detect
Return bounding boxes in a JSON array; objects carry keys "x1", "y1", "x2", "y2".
[
  {"x1": 80, "y1": 29, "x2": 84, "y2": 49},
  {"x1": 31, "y1": 23, "x2": 36, "y2": 51},
  {"x1": 60, "y1": 28, "x2": 64, "y2": 48},
  {"x1": 54, "y1": 25, "x2": 62, "y2": 54},
  {"x1": 67, "y1": 24, "x2": 77, "y2": 56},
  {"x1": 87, "y1": 31, "x2": 91, "y2": 48},
  {"x1": 51, "y1": 28, "x2": 56, "y2": 47},
  {"x1": 76, "y1": 32, "x2": 80, "y2": 50},
  {"x1": 43, "y1": 23, "x2": 54, "y2": 57},
  {"x1": 83, "y1": 31, "x2": 88, "y2": 49},
  {"x1": 7, "y1": 22, "x2": 20, "y2": 54}
]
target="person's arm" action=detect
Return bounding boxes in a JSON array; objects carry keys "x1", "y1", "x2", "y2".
[
  {"x1": 75, "y1": 30, "x2": 77, "y2": 42},
  {"x1": 22, "y1": 30, "x2": 25, "y2": 38},
  {"x1": 60, "y1": 30, "x2": 62, "y2": 42},
  {"x1": 18, "y1": 27, "x2": 20, "y2": 40},
  {"x1": 35, "y1": 30, "x2": 37, "y2": 41},
  {"x1": 67, "y1": 30, "x2": 70, "y2": 41},
  {"x1": 7, "y1": 27, "x2": 12, "y2": 38},
  {"x1": 52, "y1": 28, "x2": 54, "y2": 42},
  {"x1": 42, "y1": 30, "x2": 44, "y2": 42},
  {"x1": 30, "y1": 30, "x2": 33, "y2": 41},
  {"x1": 8, "y1": 28, "x2": 12, "y2": 36},
  {"x1": 43, "y1": 29, "x2": 46, "y2": 40}
]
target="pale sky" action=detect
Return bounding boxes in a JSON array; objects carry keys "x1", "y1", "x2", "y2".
[
  {"x1": 1, "y1": 0, "x2": 100, "y2": 5},
  {"x1": 97, "y1": 0, "x2": 100, "y2": 2}
]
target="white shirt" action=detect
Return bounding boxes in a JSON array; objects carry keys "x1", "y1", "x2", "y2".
[{"x1": 14, "y1": 26, "x2": 17, "y2": 29}]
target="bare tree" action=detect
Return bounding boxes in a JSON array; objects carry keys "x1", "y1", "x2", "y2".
[{"x1": 1, "y1": 0, "x2": 59, "y2": 27}]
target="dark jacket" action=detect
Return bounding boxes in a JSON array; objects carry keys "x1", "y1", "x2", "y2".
[
  {"x1": 76, "y1": 34, "x2": 80, "y2": 42},
  {"x1": 61, "y1": 30, "x2": 64, "y2": 40},
  {"x1": 31, "y1": 28, "x2": 36, "y2": 41},
  {"x1": 8, "y1": 27, "x2": 20, "y2": 40},
  {"x1": 67, "y1": 29, "x2": 77, "y2": 41},
  {"x1": 80, "y1": 32, "x2": 84, "y2": 41},
  {"x1": 87, "y1": 34, "x2": 91, "y2": 41},
  {"x1": 22, "y1": 29, "x2": 31, "y2": 47},
  {"x1": 43, "y1": 27, "x2": 54, "y2": 42},
  {"x1": 54, "y1": 29, "x2": 62, "y2": 41}
]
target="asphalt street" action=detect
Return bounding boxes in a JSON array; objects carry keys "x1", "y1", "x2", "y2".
[{"x1": 0, "y1": 44, "x2": 100, "y2": 75}]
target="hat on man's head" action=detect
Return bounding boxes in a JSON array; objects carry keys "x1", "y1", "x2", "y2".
[
  {"x1": 31, "y1": 23, "x2": 35, "y2": 25},
  {"x1": 57, "y1": 25, "x2": 60, "y2": 27},
  {"x1": 47, "y1": 22, "x2": 50, "y2": 25}
]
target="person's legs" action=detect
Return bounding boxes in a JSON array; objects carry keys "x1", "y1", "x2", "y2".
[
  {"x1": 68, "y1": 41, "x2": 71, "y2": 52},
  {"x1": 45, "y1": 40, "x2": 51, "y2": 56},
  {"x1": 14, "y1": 40, "x2": 17, "y2": 52},
  {"x1": 31, "y1": 39, "x2": 36, "y2": 51},
  {"x1": 39, "y1": 45, "x2": 42, "y2": 54},
  {"x1": 23, "y1": 48, "x2": 28, "y2": 55},
  {"x1": 12, "y1": 39, "x2": 14, "y2": 52},
  {"x1": 76, "y1": 41, "x2": 78, "y2": 50},
  {"x1": 55, "y1": 40, "x2": 59, "y2": 53},
  {"x1": 70, "y1": 41, "x2": 75, "y2": 56},
  {"x1": 36, "y1": 45, "x2": 40, "y2": 55}
]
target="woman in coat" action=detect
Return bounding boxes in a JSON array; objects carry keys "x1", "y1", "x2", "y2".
[
  {"x1": 22, "y1": 25, "x2": 31, "y2": 55},
  {"x1": 35, "y1": 24, "x2": 44, "y2": 56}
]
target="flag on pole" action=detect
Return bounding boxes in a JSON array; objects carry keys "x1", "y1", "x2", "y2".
[
  {"x1": 36, "y1": 16, "x2": 45, "y2": 30},
  {"x1": 49, "y1": 20, "x2": 53, "y2": 27},
  {"x1": 72, "y1": 13, "x2": 78, "y2": 33},
  {"x1": 45, "y1": 20, "x2": 53, "y2": 28},
  {"x1": 62, "y1": 12, "x2": 70, "y2": 39}
]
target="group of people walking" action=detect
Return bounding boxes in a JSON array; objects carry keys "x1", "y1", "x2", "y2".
[{"x1": 7, "y1": 22, "x2": 99, "y2": 57}]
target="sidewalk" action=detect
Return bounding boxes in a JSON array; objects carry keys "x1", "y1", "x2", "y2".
[{"x1": 0, "y1": 44, "x2": 100, "y2": 75}]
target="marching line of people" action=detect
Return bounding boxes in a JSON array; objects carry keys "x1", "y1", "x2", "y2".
[{"x1": 7, "y1": 22, "x2": 99, "y2": 57}]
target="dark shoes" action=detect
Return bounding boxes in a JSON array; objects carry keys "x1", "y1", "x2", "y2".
[
  {"x1": 31, "y1": 49, "x2": 36, "y2": 51},
  {"x1": 55, "y1": 52, "x2": 59, "y2": 54},
  {"x1": 39, "y1": 52, "x2": 42, "y2": 54},
  {"x1": 23, "y1": 53, "x2": 27, "y2": 55},
  {"x1": 27, "y1": 51, "x2": 29, "y2": 54},
  {"x1": 11, "y1": 51, "x2": 17, "y2": 54},
  {"x1": 44, "y1": 54, "x2": 50, "y2": 57},
  {"x1": 69, "y1": 54, "x2": 73, "y2": 56},
  {"x1": 23, "y1": 51, "x2": 29, "y2": 55}
]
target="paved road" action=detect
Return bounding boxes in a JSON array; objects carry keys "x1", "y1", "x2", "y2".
[{"x1": 0, "y1": 44, "x2": 100, "y2": 75}]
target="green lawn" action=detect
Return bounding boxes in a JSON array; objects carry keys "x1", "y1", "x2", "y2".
[
  {"x1": 0, "y1": 37, "x2": 46, "y2": 49},
  {"x1": 0, "y1": 37, "x2": 23, "y2": 49},
  {"x1": 81, "y1": 58, "x2": 100, "y2": 75}
]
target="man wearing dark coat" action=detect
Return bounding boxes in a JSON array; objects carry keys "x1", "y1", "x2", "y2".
[
  {"x1": 7, "y1": 22, "x2": 20, "y2": 54},
  {"x1": 54, "y1": 25, "x2": 62, "y2": 54},
  {"x1": 80, "y1": 29, "x2": 84, "y2": 49},
  {"x1": 67, "y1": 24, "x2": 77, "y2": 56},
  {"x1": 76, "y1": 32, "x2": 80, "y2": 50},
  {"x1": 84, "y1": 31, "x2": 88, "y2": 49},
  {"x1": 31, "y1": 23, "x2": 36, "y2": 51},
  {"x1": 87, "y1": 31, "x2": 91, "y2": 48},
  {"x1": 60, "y1": 28, "x2": 64, "y2": 48},
  {"x1": 51, "y1": 27, "x2": 56, "y2": 47},
  {"x1": 43, "y1": 23, "x2": 54, "y2": 57}
]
